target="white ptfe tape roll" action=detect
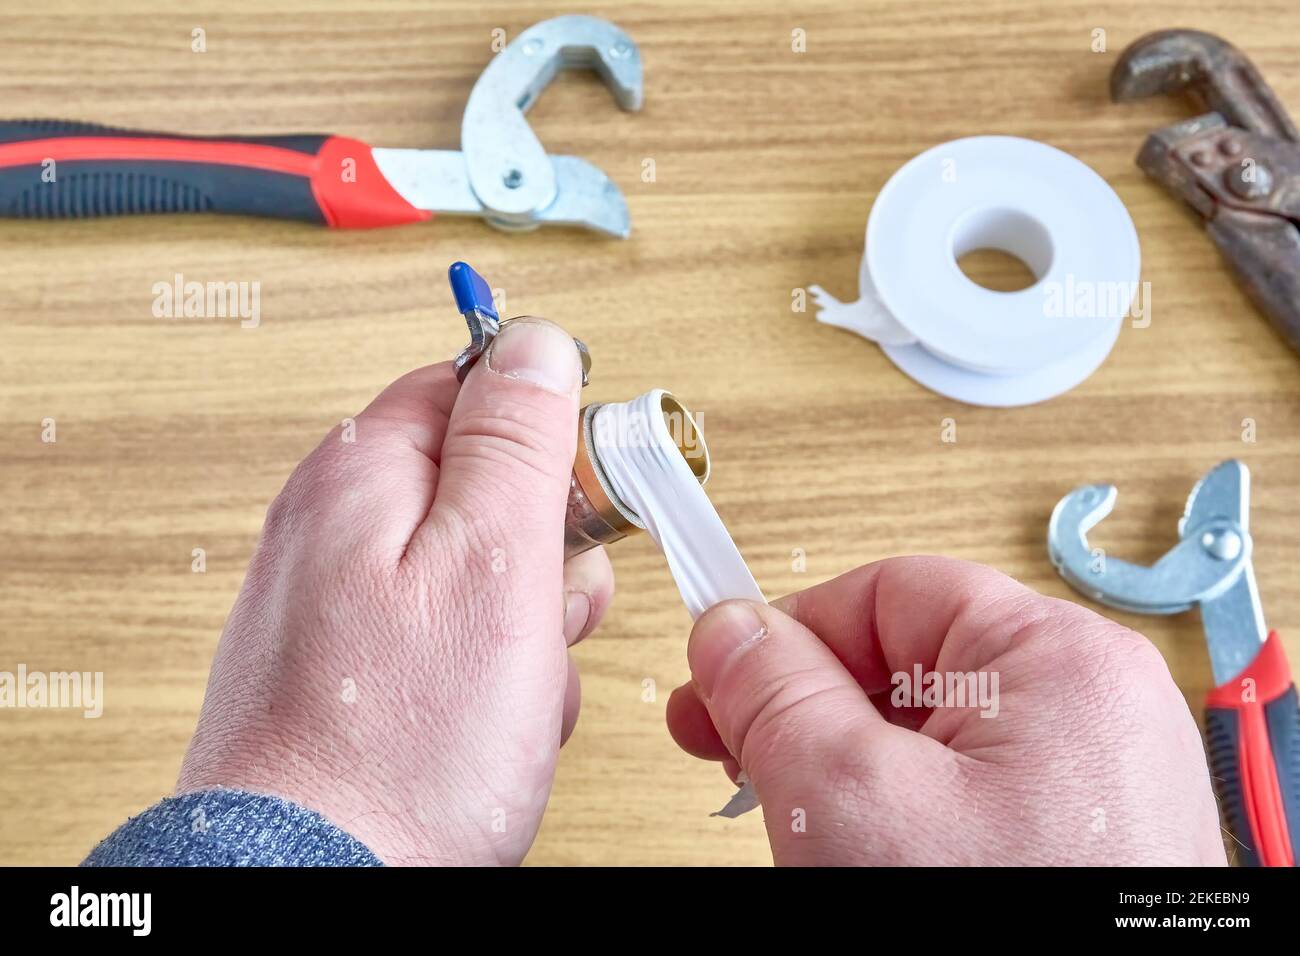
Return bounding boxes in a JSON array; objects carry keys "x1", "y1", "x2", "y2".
[{"x1": 811, "y1": 136, "x2": 1141, "y2": 406}]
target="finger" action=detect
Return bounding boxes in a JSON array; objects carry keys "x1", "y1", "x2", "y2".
[
  {"x1": 410, "y1": 317, "x2": 583, "y2": 567},
  {"x1": 560, "y1": 654, "x2": 581, "y2": 746},
  {"x1": 337, "y1": 362, "x2": 461, "y2": 555},
  {"x1": 351, "y1": 361, "x2": 459, "y2": 462},
  {"x1": 260, "y1": 363, "x2": 460, "y2": 566},
  {"x1": 688, "y1": 600, "x2": 888, "y2": 790},
  {"x1": 668, "y1": 674, "x2": 938, "y2": 759},
  {"x1": 665, "y1": 682, "x2": 730, "y2": 761},
  {"x1": 562, "y1": 547, "x2": 615, "y2": 646},
  {"x1": 771, "y1": 555, "x2": 1063, "y2": 691}
]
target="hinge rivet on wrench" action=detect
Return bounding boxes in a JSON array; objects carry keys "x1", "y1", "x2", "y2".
[
  {"x1": 1202, "y1": 529, "x2": 1243, "y2": 561},
  {"x1": 1225, "y1": 163, "x2": 1274, "y2": 199}
]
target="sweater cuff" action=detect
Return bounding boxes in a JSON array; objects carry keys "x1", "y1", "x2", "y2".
[{"x1": 82, "y1": 788, "x2": 384, "y2": 867}]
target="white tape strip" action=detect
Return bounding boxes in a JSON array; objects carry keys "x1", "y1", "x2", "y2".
[
  {"x1": 591, "y1": 390, "x2": 763, "y2": 619},
  {"x1": 592, "y1": 389, "x2": 763, "y2": 817}
]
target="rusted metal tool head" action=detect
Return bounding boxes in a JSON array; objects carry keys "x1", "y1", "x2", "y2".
[
  {"x1": 1112, "y1": 29, "x2": 1298, "y2": 141},
  {"x1": 1111, "y1": 29, "x2": 1300, "y2": 354}
]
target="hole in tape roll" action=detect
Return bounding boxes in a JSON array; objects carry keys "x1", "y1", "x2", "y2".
[
  {"x1": 957, "y1": 249, "x2": 1038, "y2": 293},
  {"x1": 950, "y1": 207, "x2": 1053, "y2": 293}
]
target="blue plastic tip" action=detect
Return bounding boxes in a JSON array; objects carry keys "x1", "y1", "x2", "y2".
[{"x1": 448, "y1": 261, "x2": 499, "y2": 322}]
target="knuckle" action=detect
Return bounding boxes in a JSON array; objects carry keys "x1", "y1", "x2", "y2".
[
  {"x1": 260, "y1": 484, "x2": 302, "y2": 544},
  {"x1": 1093, "y1": 627, "x2": 1177, "y2": 707},
  {"x1": 283, "y1": 438, "x2": 354, "y2": 504},
  {"x1": 1047, "y1": 603, "x2": 1165, "y2": 682},
  {"x1": 1043, "y1": 613, "x2": 1177, "y2": 727},
  {"x1": 258, "y1": 438, "x2": 390, "y2": 560},
  {"x1": 261, "y1": 460, "x2": 319, "y2": 544},
  {"x1": 1099, "y1": 624, "x2": 1169, "y2": 677}
]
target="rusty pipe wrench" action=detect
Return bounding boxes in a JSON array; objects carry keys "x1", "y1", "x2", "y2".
[
  {"x1": 1048, "y1": 460, "x2": 1300, "y2": 866},
  {"x1": 0, "y1": 15, "x2": 642, "y2": 237},
  {"x1": 1111, "y1": 30, "x2": 1300, "y2": 352}
]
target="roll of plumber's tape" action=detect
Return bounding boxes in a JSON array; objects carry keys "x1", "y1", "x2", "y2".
[{"x1": 810, "y1": 136, "x2": 1141, "y2": 406}]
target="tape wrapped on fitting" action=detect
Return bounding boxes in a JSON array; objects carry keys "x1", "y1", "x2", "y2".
[
  {"x1": 592, "y1": 390, "x2": 763, "y2": 619},
  {"x1": 810, "y1": 136, "x2": 1141, "y2": 407},
  {"x1": 592, "y1": 389, "x2": 764, "y2": 817}
]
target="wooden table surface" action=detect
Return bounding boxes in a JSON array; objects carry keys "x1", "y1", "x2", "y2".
[{"x1": 1, "y1": 0, "x2": 1298, "y2": 866}]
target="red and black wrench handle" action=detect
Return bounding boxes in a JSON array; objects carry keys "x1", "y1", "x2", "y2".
[
  {"x1": 0, "y1": 120, "x2": 429, "y2": 228},
  {"x1": 1205, "y1": 631, "x2": 1300, "y2": 866}
]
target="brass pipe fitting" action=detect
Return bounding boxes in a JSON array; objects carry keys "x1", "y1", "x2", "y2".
[{"x1": 564, "y1": 393, "x2": 709, "y2": 558}]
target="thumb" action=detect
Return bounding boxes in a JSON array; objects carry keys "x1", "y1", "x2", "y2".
[
  {"x1": 414, "y1": 317, "x2": 582, "y2": 561},
  {"x1": 688, "y1": 600, "x2": 886, "y2": 796}
]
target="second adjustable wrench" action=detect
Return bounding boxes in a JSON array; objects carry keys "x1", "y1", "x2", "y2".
[
  {"x1": 0, "y1": 16, "x2": 642, "y2": 237},
  {"x1": 1049, "y1": 461, "x2": 1300, "y2": 866}
]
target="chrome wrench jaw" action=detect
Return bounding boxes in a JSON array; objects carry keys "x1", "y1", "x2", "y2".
[
  {"x1": 1047, "y1": 477, "x2": 1252, "y2": 616},
  {"x1": 1047, "y1": 483, "x2": 1118, "y2": 599},
  {"x1": 532, "y1": 155, "x2": 631, "y2": 238},
  {"x1": 1202, "y1": 565, "x2": 1270, "y2": 685},
  {"x1": 473, "y1": 157, "x2": 631, "y2": 238},
  {"x1": 1047, "y1": 460, "x2": 1268, "y2": 685},
  {"x1": 1178, "y1": 459, "x2": 1269, "y2": 682},
  {"x1": 1180, "y1": 458, "x2": 1251, "y2": 538},
  {"x1": 1047, "y1": 483, "x2": 1196, "y2": 614},
  {"x1": 1049, "y1": 457, "x2": 1294, "y2": 865},
  {"x1": 461, "y1": 15, "x2": 643, "y2": 236}
]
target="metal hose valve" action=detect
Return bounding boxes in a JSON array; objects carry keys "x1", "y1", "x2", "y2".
[
  {"x1": 446, "y1": 261, "x2": 708, "y2": 558},
  {"x1": 565, "y1": 394, "x2": 709, "y2": 558}
]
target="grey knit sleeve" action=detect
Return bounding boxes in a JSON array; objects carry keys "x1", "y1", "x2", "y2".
[{"x1": 81, "y1": 788, "x2": 384, "y2": 867}]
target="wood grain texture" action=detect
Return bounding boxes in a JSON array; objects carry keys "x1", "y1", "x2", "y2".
[{"x1": 1, "y1": 0, "x2": 1298, "y2": 866}]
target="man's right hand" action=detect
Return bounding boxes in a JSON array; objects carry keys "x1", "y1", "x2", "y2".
[{"x1": 667, "y1": 556, "x2": 1226, "y2": 865}]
